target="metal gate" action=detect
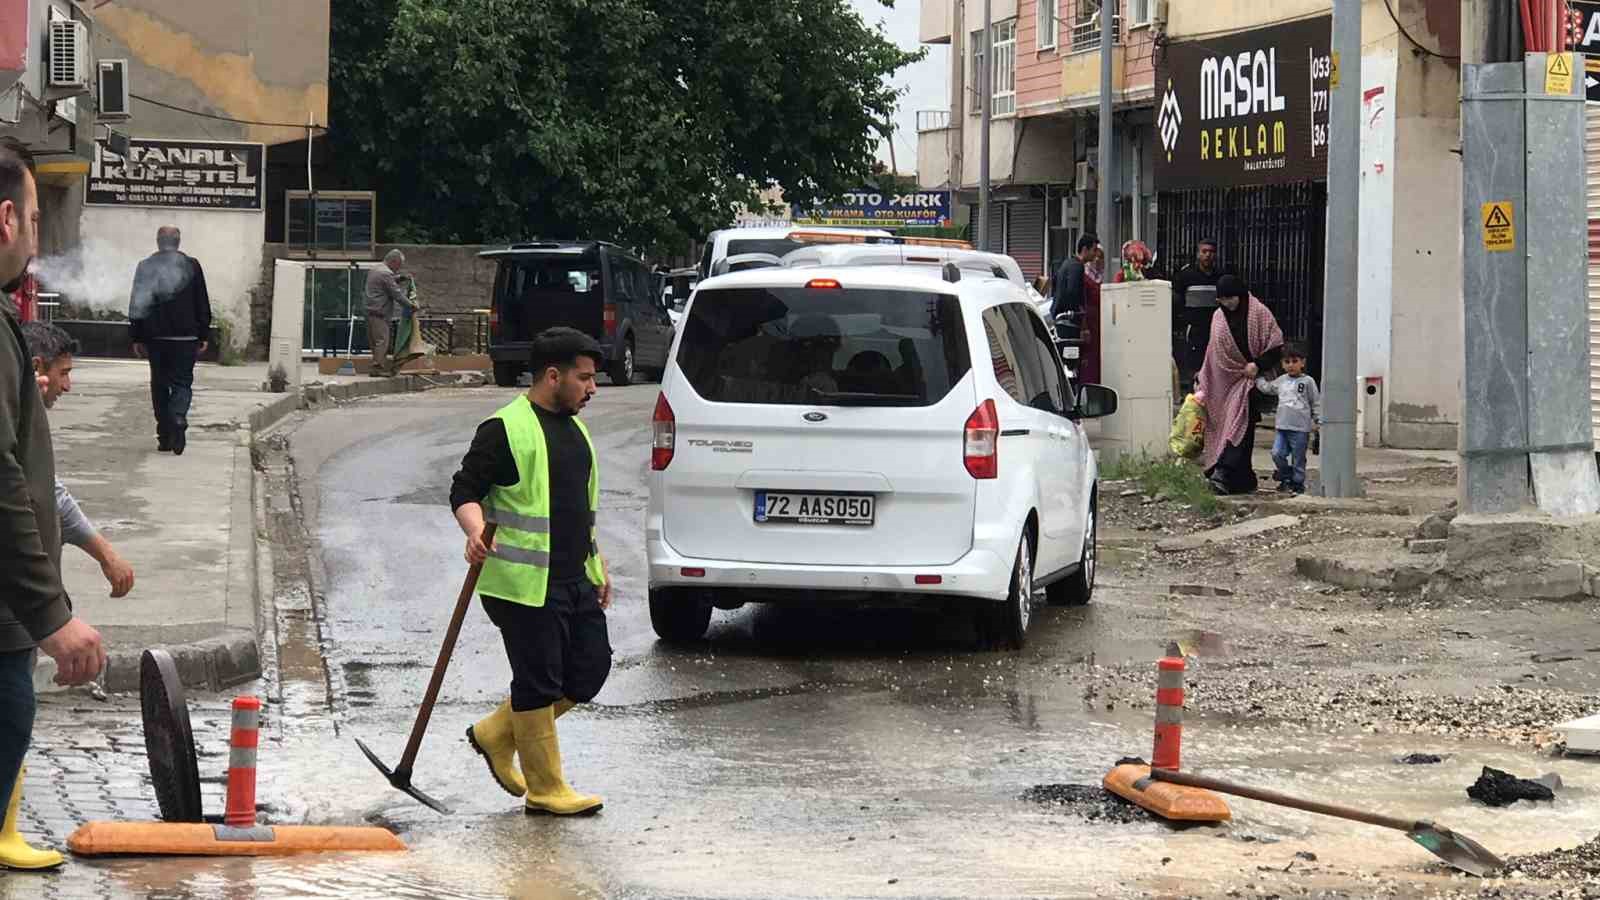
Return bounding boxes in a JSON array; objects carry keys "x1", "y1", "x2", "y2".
[{"x1": 1155, "y1": 181, "x2": 1327, "y2": 375}]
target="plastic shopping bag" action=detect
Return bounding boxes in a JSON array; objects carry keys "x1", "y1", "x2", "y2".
[{"x1": 1169, "y1": 393, "x2": 1206, "y2": 460}]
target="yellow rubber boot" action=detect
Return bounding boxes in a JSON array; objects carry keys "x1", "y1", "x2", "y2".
[
  {"x1": 466, "y1": 701, "x2": 526, "y2": 798},
  {"x1": 511, "y1": 706, "x2": 603, "y2": 816},
  {"x1": 0, "y1": 766, "x2": 63, "y2": 870}
]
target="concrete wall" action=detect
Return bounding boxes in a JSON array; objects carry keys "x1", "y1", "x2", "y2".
[
  {"x1": 93, "y1": 1, "x2": 330, "y2": 146},
  {"x1": 372, "y1": 244, "x2": 500, "y2": 318},
  {"x1": 79, "y1": 207, "x2": 264, "y2": 349}
]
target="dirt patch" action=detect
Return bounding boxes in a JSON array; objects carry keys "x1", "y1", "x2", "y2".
[
  {"x1": 1020, "y1": 784, "x2": 1151, "y2": 824},
  {"x1": 1503, "y1": 833, "x2": 1600, "y2": 881}
]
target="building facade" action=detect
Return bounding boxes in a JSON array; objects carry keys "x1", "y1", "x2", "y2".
[{"x1": 916, "y1": 0, "x2": 1157, "y2": 283}]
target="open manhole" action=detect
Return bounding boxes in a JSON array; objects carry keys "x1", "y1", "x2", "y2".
[{"x1": 140, "y1": 649, "x2": 203, "y2": 823}]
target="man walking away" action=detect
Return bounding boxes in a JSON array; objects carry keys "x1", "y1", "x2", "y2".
[
  {"x1": 451, "y1": 327, "x2": 613, "y2": 816},
  {"x1": 365, "y1": 250, "x2": 408, "y2": 377},
  {"x1": 0, "y1": 137, "x2": 107, "y2": 872},
  {"x1": 1171, "y1": 238, "x2": 1224, "y2": 390},
  {"x1": 1050, "y1": 234, "x2": 1099, "y2": 321},
  {"x1": 22, "y1": 322, "x2": 135, "y2": 596},
  {"x1": 129, "y1": 227, "x2": 210, "y2": 455}
]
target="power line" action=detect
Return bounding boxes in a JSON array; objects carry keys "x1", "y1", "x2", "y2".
[
  {"x1": 130, "y1": 93, "x2": 327, "y2": 130},
  {"x1": 1381, "y1": 0, "x2": 1458, "y2": 60}
]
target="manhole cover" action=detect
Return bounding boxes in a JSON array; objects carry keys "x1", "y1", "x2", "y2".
[{"x1": 140, "y1": 649, "x2": 202, "y2": 823}]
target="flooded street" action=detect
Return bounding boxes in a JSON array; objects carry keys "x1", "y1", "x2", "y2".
[{"x1": 20, "y1": 386, "x2": 1600, "y2": 899}]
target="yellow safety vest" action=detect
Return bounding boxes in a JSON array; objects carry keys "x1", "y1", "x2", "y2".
[{"x1": 476, "y1": 398, "x2": 606, "y2": 606}]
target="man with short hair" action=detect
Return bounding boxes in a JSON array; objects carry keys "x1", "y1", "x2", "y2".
[
  {"x1": 451, "y1": 326, "x2": 613, "y2": 816},
  {"x1": 1172, "y1": 238, "x2": 1225, "y2": 389},
  {"x1": 365, "y1": 250, "x2": 408, "y2": 376},
  {"x1": 22, "y1": 322, "x2": 135, "y2": 598},
  {"x1": 129, "y1": 226, "x2": 211, "y2": 455},
  {"x1": 1050, "y1": 233, "x2": 1099, "y2": 320},
  {"x1": 0, "y1": 137, "x2": 107, "y2": 872}
]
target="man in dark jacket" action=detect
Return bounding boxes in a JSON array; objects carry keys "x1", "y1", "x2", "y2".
[
  {"x1": 1171, "y1": 238, "x2": 1225, "y2": 389},
  {"x1": 0, "y1": 137, "x2": 106, "y2": 872},
  {"x1": 129, "y1": 227, "x2": 211, "y2": 455},
  {"x1": 1050, "y1": 233, "x2": 1099, "y2": 321}
]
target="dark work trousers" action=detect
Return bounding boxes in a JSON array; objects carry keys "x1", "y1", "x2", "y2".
[
  {"x1": 147, "y1": 340, "x2": 198, "y2": 444},
  {"x1": 483, "y1": 579, "x2": 612, "y2": 712},
  {"x1": 0, "y1": 649, "x2": 36, "y2": 814}
]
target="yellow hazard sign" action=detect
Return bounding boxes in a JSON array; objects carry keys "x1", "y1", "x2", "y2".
[
  {"x1": 1547, "y1": 52, "x2": 1574, "y2": 95},
  {"x1": 1482, "y1": 201, "x2": 1515, "y2": 252}
]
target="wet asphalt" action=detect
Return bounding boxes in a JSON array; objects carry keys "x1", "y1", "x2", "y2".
[{"x1": 34, "y1": 383, "x2": 1600, "y2": 899}]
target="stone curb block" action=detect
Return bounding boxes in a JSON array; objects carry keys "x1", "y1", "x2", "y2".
[
  {"x1": 42, "y1": 371, "x2": 482, "y2": 695},
  {"x1": 1295, "y1": 554, "x2": 1439, "y2": 593}
]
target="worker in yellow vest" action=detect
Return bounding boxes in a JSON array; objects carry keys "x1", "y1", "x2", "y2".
[{"x1": 449, "y1": 327, "x2": 612, "y2": 815}]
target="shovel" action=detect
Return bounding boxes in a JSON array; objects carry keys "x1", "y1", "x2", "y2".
[
  {"x1": 356, "y1": 524, "x2": 496, "y2": 815},
  {"x1": 1151, "y1": 768, "x2": 1505, "y2": 877}
]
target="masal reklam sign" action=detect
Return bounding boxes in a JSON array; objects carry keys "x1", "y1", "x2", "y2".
[
  {"x1": 86, "y1": 138, "x2": 265, "y2": 210},
  {"x1": 1154, "y1": 16, "x2": 1332, "y2": 190},
  {"x1": 792, "y1": 190, "x2": 951, "y2": 227}
]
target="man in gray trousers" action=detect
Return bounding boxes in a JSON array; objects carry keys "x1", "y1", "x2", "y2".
[{"x1": 364, "y1": 249, "x2": 409, "y2": 376}]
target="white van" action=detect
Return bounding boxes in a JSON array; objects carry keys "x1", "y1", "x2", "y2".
[
  {"x1": 646, "y1": 263, "x2": 1117, "y2": 649},
  {"x1": 697, "y1": 226, "x2": 893, "y2": 280}
]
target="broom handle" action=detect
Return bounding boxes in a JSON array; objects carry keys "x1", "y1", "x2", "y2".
[
  {"x1": 1151, "y1": 769, "x2": 1417, "y2": 832},
  {"x1": 397, "y1": 523, "x2": 496, "y2": 774}
]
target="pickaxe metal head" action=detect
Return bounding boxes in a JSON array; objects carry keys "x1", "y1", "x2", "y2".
[{"x1": 356, "y1": 738, "x2": 452, "y2": 815}]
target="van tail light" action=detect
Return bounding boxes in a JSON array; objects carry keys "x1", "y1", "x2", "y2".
[
  {"x1": 488, "y1": 307, "x2": 499, "y2": 341},
  {"x1": 805, "y1": 278, "x2": 842, "y2": 290},
  {"x1": 651, "y1": 393, "x2": 675, "y2": 471},
  {"x1": 964, "y1": 399, "x2": 999, "y2": 479},
  {"x1": 603, "y1": 303, "x2": 618, "y2": 337}
]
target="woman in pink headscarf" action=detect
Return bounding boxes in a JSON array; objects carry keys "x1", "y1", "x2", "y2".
[
  {"x1": 1196, "y1": 274, "x2": 1284, "y2": 495},
  {"x1": 1114, "y1": 240, "x2": 1152, "y2": 282}
]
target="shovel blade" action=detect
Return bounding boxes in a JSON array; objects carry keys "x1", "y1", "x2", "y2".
[
  {"x1": 355, "y1": 738, "x2": 453, "y2": 816},
  {"x1": 1407, "y1": 822, "x2": 1505, "y2": 877}
]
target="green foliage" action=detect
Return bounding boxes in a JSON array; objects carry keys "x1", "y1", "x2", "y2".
[
  {"x1": 1101, "y1": 454, "x2": 1220, "y2": 515},
  {"x1": 327, "y1": 0, "x2": 922, "y2": 255}
]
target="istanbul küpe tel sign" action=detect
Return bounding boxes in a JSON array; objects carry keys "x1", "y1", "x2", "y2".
[{"x1": 1154, "y1": 16, "x2": 1332, "y2": 190}]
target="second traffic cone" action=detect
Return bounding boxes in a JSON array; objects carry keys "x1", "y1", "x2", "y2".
[{"x1": 512, "y1": 705, "x2": 602, "y2": 816}]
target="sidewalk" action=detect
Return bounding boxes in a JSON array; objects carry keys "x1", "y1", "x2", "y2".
[{"x1": 38, "y1": 357, "x2": 467, "y2": 692}]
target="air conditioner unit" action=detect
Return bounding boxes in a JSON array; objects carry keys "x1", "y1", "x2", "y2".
[
  {"x1": 97, "y1": 60, "x2": 129, "y2": 118},
  {"x1": 1074, "y1": 161, "x2": 1096, "y2": 192},
  {"x1": 49, "y1": 19, "x2": 90, "y2": 90}
]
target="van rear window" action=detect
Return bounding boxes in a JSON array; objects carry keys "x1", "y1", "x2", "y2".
[{"x1": 675, "y1": 287, "x2": 970, "y2": 407}]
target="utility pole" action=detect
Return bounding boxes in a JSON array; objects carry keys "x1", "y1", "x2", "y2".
[
  {"x1": 950, "y1": 0, "x2": 965, "y2": 207},
  {"x1": 1095, "y1": 0, "x2": 1115, "y2": 264},
  {"x1": 1319, "y1": 0, "x2": 1361, "y2": 497},
  {"x1": 978, "y1": 0, "x2": 992, "y2": 251}
]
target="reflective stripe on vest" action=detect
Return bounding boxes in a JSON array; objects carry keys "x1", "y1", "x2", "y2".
[{"x1": 475, "y1": 398, "x2": 606, "y2": 607}]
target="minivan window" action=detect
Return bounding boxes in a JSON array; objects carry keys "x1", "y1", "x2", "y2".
[
  {"x1": 494, "y1": 256, "x2": 603, "y2": 342},
  {"x1": 983, "y1": 304, "x2": 1058, "y2": 413},
  {"x1": 676, "y1": 287, "x2": 971, "y2": 407},
  {"x1": 726, "y1": 237, "x2": 802, "y2": 260}
]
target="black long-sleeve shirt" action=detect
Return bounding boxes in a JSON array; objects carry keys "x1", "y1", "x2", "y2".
[
  {"x1": 129, "y1": 251, "x2": 211, "y2": 342},
  {"x1": 1050, "y1": 258, "x2": 1085, "y2": 319},
  {"x1": 450, "y1": 398, "x2": 592, "y2": 581}
]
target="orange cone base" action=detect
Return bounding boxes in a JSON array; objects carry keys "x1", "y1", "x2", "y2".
[
  {"x1": 66, "y1": 822, "x2": 406, "y2": 857},
  {"x1": 1103, "y1": 764, "x2": 1231, "y2": 823}
]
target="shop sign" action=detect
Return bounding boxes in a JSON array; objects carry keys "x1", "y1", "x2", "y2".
[
  {"x1": 1155, "y1": 16, "x2": 1332, "y2": 190},
  {"x1": 87, "y1": 138, "x2": 264, "y2": 210}
]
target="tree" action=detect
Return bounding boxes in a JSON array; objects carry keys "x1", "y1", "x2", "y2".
[{"x1": 326, "y1": 0, "x2": 921, "y2": 253}]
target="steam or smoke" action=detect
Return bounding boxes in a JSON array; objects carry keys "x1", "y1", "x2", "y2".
[
  {"x1": 30, "y1": 238, "x2": 133, "y2": 314},
  {"x1": 127, "y1": 251, "x2": 197, "y2": 322}
]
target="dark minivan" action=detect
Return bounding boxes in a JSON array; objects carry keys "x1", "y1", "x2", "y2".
[{"x1": 483, "y1": 241, "x2": 674, "y2": 387}]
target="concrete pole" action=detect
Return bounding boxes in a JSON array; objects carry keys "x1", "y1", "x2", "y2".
[
  {"x1": 1319, "y1": 0, "x2": 1361, "y2": 497},
  {"x1": 1096, "y1": 0, "x2": 1115, "y2": 263},
  {"x1": 978, "y1": 0, "x2": 992, "y2": 251},
  {"x1": 950, "y1": 0, "x2": 965, "y2": 195}
]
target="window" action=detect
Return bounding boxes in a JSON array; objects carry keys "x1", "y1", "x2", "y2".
[
  {"x1": 1025, "y1": 310, "x2": 1073, "y2": 413},
  {"x1": 1071, "y1": 0, "x2": 1120, "y2": 52},
  {"x1": 983, "y1": 304, "x2": 1060, "y2": 411},
  {"x1": 969, "y1": 20, "x2": 1018, "y2": 117},
  {"x1": 992, "y1": 19, "x2": 1017, "y2": 116},
  {"x1": 983, "y1": 307, "x2": 1027, "y2": 405},
  {"x1": 1130, "y1": 0, "x2": 1151, "y2": 26},
  {"x1": 1037, "y1": 0, "x2": 1060, "y2": 51},
  {"x1": 675, "y1": 287, "x2": 971, "y2": 407}
]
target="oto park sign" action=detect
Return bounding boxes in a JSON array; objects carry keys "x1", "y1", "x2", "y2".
[{"x1": 792, "y1": 190, "x2": 952, "y2": 228}]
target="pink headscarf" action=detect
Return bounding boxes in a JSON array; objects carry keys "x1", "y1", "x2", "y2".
[{"x1": 1196, "y1": 295, "x2": 1284, "y2": 471}]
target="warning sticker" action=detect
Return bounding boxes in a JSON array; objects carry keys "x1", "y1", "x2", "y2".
[
  {"x1": 1482, "y1": 201, "x2": 1515, "y2": 252},
  {"x1": 1547, "y1": 52, "x2": 1574, "y2": 95}
]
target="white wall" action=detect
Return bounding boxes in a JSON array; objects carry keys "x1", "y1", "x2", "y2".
[
  {"x1": 79, "y1": 206, "x2": 263, "y2": 350},
  {"x1": 1358, "y1": 49, "x2": 1397, "y2": 387}
]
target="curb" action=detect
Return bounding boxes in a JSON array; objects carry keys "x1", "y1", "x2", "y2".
[{"x1": 40, "y1": 370, "x2": 485, "y2": 696}]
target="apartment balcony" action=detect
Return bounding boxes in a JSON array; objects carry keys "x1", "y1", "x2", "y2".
[
  {"x1": 920, "y1": 0, "x2": 953, "y2": 44},
  {"x1": 916, "y1": 110, "x2": 952, "y2": 190}
]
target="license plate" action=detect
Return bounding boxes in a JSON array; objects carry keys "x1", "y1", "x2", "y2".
[
  {"x1": 754, "y1": 491, "x2": 875, "y2": 526},
  {"x1": 1061, "y1": 345, "x2": 1080, "y2": 360}
]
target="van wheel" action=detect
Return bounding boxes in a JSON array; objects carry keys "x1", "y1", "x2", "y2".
[
  {"x1": 649, "y1": 588, "x2": 711, "y2": 642},
  {"x1": 492, "y1": 362, "x2": 520, "y2": 388},
  {"x1": 1047, "y1": 496, "x2": 1095, "y2": 606},
  {"x1": 981, "y1": 533, "x2": 1033, "y2": 651},
  {"x1": 610, "y1": 339, "x2": 636, "y2": 386}
]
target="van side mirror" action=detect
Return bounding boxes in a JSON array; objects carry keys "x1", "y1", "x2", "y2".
[{"x1": 1072, "y1": 384, "x2": 1118, "y2": 419}]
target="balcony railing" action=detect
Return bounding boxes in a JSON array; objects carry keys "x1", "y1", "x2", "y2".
[
  {"x1": 916, "y1": 109, "x2": 951, "y2": 133},
  {"x1": 1071, "y1": 9, "x2": 1121, "y2": 52}
]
